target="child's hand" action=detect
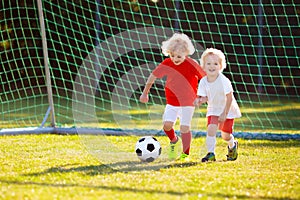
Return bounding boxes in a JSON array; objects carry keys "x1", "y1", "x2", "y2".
[
  {"x1": 200, "y1": 96, "x2": 208, "y2": 104},
  {"x1": 139, "y1": 93, "x2": 149, "y2": 103},
  {"x1": 193, "y1": 97, "x2": 201, "y2": 106},
  {"x1": 194, "y1": 97, "x2": 206, "y2": 106},
  {"x1": 218, "y1": 112, "x2": 226, "y2": 122}
]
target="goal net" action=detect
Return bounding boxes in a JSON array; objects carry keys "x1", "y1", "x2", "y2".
[{"x1": 0, "y1": 0, "x2": 299, "y2": 139}]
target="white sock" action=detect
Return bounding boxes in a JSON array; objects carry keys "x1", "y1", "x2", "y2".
[
  {"x1": 206, "y1": 135, "x2": 216, "y2": 153},
  {"x1": 228, "y1": 135, "x2": 235, "y2": 149}
]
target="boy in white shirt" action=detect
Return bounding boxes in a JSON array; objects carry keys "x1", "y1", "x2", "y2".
[{"x1": 194, "y1": 48, "x2": 241, "y2": 162}]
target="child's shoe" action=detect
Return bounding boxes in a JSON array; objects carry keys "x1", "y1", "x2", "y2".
[
  {"x1": 227, "y1": 140, "x2": 238, "y2": 161},
  {"x1": 168, "y1": 137, "x2": 181, "y2": 160},
  {"x1": 179, "y1": 153, "x2": 189, "y2": 161},
  {"x1": 201, "y1": 152, "x2": 216, "y2": 162}
]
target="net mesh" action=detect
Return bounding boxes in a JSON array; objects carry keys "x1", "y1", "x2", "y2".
[{"x1": 0, "y1": 0, "x2": 299, "y2": 137}]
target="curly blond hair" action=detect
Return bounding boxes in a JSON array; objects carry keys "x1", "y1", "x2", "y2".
[
  {"x1": 161, "y1": 33, "x2": 195, "y2": 56},
  {"x1": 200, "y1": 48, "x2": 227, "y2": 72}
]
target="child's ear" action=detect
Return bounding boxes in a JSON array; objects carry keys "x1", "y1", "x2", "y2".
[{"x1": 219, "y1": 63, "x2": 223, "y2": 69}]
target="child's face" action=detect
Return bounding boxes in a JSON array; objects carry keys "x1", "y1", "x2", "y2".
[
  {"x1": 203, "y1": 54, "x2": 222, "y2": 76},
  {"x1": 169, "y1": 50, "x2": 187, "y2": 65}
]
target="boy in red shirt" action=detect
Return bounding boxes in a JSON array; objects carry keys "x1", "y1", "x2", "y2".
[{"x1": 140, "y1": 33, "x2": 206, "y2": 161}]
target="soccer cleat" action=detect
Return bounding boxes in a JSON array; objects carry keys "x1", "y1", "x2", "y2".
[
  {"x1": 179, "y1": 153, "x2": 189, "y2": 161},
  {"x1": 227, "y1": 140, "x2": 238, "y2": 161},
  {"x1": 168, "y1": 137, "x2": 181, "y2": 160},
  {"x1": 201, "y1": 152, "x2": 216, "y2": 162}
]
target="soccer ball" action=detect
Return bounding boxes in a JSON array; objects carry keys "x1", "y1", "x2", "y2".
[{"x1": 135, "y1": 136, "x2": 162, "y2": 162}]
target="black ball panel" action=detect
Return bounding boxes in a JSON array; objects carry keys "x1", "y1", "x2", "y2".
[
  {"x1": 136, "y1": 148, "x2": 142, "y2": 156},
  {"x1": 145, "y1": 157, "x2": 155, "y2": 162},
  {"x1": 147, "y1": 143, "x2": 155, "y2": 152}
]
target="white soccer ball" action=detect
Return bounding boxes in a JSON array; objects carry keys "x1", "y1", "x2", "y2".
[{"x1": 135, "y1": 136, "x2": 162, "y2": 162}]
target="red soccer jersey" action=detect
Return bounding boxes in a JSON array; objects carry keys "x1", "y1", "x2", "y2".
[{"x1": 152, "y1": 57, "x2": 206, "y2": 106}]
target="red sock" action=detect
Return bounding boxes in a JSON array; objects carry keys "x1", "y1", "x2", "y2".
[
  {"x1": 181, "y1": 132, "x2": 192, "y2": 155},
  {"x1": 164, "y1": 128, "x2": 177, "y2": 142}
]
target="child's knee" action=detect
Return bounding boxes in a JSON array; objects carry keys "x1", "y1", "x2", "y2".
[
  {"x1": 207, "y1": 124, "x2": 218, "y2": 137},
  {"x1": 180, "y1": 125, "x2": 190, "y2": 133},
  {"x1": 163, "y1": 121, "x2": 173, "y2": 131},
  {"x1": 221, "y1": 131, "x2": 231, "y2": 141}
]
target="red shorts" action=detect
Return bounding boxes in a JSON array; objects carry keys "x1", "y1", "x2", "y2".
[{"x1": 207, "y1": 116, "x2": 234, "y2": 134}]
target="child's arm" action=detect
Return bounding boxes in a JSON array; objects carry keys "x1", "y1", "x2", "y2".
[
  {"x1": 140, "y1": 73, "x2": 157, "y2": 103},
  {"x1": 219, "y1": 92, "x2": 233, "y2": 122}
]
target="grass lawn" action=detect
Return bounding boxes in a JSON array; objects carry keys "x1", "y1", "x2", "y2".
[{"x1": 0, "y1": 134, "x2": 299, "y2": 200}]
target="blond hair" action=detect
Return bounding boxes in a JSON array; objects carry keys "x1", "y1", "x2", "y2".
[
  {"x1": 161, "y1": 33, "x2": 195, "y2": 56},
  {"x1": 200, "y1": 48, "x2": 227, "y2": 72}
]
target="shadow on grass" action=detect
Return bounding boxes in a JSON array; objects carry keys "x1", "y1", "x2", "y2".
[
  {"x1": 0, "y1": 178, "x2": 184, "y2": 196},
  {"x1": 0, "y1": 178, "x2": 296, "y2": 200},
  {"x1": 24, "y1": 161, "x2": 200, "y2": 176},
  {"x1": 5, "y1": 160, "x2": 298, "y2": 200}
]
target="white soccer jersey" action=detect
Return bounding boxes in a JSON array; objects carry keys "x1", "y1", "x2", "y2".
[{"x1": 197, "y1": 73, "x2": 241, "y2": 118}]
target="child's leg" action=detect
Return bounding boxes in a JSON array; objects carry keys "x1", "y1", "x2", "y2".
[
  {"x1": 179, "y1": 106, "x2": 195, "y2": 155},
  {"x1": 222, "y1": 130, "x2": 238, "y2": 161},
  {"x1": 162, "y1": 105, "x2": 178, "y2": 143},
  {"x1": 180, "y1": 125, "x2": 192, "y2": 155},
  {"x1": 201, "y1": 123, "x2": 218, "y2": 162},
  {"x1": 205, "y1": 116, "x2": 219, "y2": 153},
  {"x1": 206, "y1": 124, "x2": 218, "y2": 153},
  {"x1": 163, "y1": 121, "x2": 177, "y2": 143},
  {"x1": 220, "y1": 119, "x2": 236, "y2": 148},
  {"x1": 220, "y1": 119, "x2": 238, "y2": 161},
  {"x1": 221, "y1": 131, "x2": 235, "y2": 148}
]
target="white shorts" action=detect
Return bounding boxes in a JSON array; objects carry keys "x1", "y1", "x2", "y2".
[{"x1": 162, "y1": 104, "x2": 195, "y2": 127}]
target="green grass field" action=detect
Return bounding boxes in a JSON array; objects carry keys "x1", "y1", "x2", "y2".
[
  {"x1": 0, "y1": 134, "x2": 299, "y2": 200},
  {"x1": 1, "y1": 98, "x2": 299, "y2": 199}
]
